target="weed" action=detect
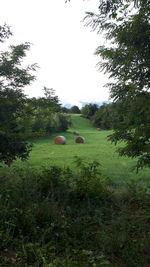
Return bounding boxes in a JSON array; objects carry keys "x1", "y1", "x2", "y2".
[{"x1": 0, "y1": 161, "x2": 149, "y2": 266}]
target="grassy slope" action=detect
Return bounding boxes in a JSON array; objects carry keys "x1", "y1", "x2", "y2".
[
  {"x1": 0, "y1": 115, "x2": 149, "y2": 266},
  {"x1": 18, "y1": 114, "x2": 150, "y2": 185}
]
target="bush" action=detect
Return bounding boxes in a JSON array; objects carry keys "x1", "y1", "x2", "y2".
[{"x1": 0, "y1": 161, "x2": 149, "y2": 266}]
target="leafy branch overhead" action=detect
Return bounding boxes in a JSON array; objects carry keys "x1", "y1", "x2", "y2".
[
  {"x1": 85, "y1": 0, "x2": 150, "y2": 170},
  {"x1": 0, "y1": 42, "x2": 37, "y2": 88},
  {"x1": 0, "y1": 25, "x2": 71, "y2": 166},
  {"x1": 0, "y1": 25, "x2": 37, "y2": 166}
]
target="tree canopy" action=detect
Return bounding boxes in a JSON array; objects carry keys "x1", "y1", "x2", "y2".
[
  {"x1": 85, "y1": 0, "x2": 150, "y2": 170},
  {"x1": 0, "y1": 25, "x2": 36, "y2": 166},
  {"x1": 70, "y1": 105, "x2": 81, "y2": 114},
  {"x1": 81, "y1": 103, "x2": 98, "y2": 119}
]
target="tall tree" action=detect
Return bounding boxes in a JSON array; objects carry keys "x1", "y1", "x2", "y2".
[
  {"x1": 70, "y1": 105, "x2": 81, "y2": 114},
  {"x1": 92, "y1": 103, "x2": 119, "y2": 130},
  {"x1": 29, "y1": 87, "x2": 70, "y2": 136},
  {"x1": 81, "y1": 103, "x2": 98, "y2": 119},
  {"x1": 0, "y1": 25, "x2": 36, "y2": 166},
  {"x1": 85, "y1": 0, "x2": 150, "y2": 170}
]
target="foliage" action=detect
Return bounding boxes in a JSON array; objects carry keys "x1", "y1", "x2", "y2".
[
  {"x1": 91, "y1": 102, "x2": 129, "y2": 130},
  {"x1": 92, "y1": 103, "x2": 117, "y2": 129},
  {"x1": 0, "y1": 25, "x2": 36, "y2": 166},
  {"x1": 85, "y1": 0, "x2": 150, "y2": 170},
  {"x1": 81, "y1": 103, "x2": 98, "y2": 119},
  {"x1": 0, "y1": 161, "x2": 149, "y2": 266},
  {"x1": 26, "y1": 88, "x2": 71, "y2": 137},
  {"x1": 108, "y1": 92, "x2": 150, "y2": 171},
  {"x1": 18, "y1": 114, "x2": 149, "y2": 184},
  {"x1": 0, "y1": 24, "x2": 12, "y2": 43},
  {"x1": 70, "y1": 105, "x2": 81, "y2": 114},
  {"x1": 38, "y1": 87, "x2": 61, "y2": 112},
  {"x1": 61, "y1": 106, "x2": 70, "y2": 113},
  {"x1": 0, "y1": 25, "x2": 70, "y2": 164}
]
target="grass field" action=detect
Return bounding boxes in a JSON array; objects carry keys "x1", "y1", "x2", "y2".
[
  {"x1": 0, "y1": 114, "x2": 149, "y2": 266},
  {"x1": 15, "y1": 114, "x2": 150, "y2": 185}
]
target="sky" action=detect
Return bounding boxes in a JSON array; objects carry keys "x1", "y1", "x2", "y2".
[{"x1": 0, "y1": 0, "x2": 110, "y2": 107}]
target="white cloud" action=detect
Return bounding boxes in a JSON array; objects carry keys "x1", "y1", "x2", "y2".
[{"x1": 0, "y1": 0, "x2": 110, "y2": 106}]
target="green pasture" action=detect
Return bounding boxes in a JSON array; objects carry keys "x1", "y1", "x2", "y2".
[
  {"x1": 16, "y1": 114, "x2": 149, "y2": 185},
  {"x1": 0, "y1": 115, "x2": 149, "y2": 266}
]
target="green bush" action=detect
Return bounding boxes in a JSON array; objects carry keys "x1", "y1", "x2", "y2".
[{"x1": 0, "y1": 161, "x2": 149, "y2": 266}]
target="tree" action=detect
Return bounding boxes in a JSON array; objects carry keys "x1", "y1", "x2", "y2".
[
  {"x1": 81, "y1": 103, "x2": 98, "y2": 119},
  {"x1": 92, "y1": 103, "x2": 117, "y2": 130},
  {"x1": 0, "y1": 25, "x2": 36, "y2": 166},
  {"x1": 86, "y1": 0, "x2": 150, "y2": 170},
  {"x1": 70, "y1": 105, "x2": 81, "y2": 114},
  {"x1": 28, "y1": 88, "x2": 71, "y2": 136},
  {"x1": 42, "y1": 87, "x2": 61, "y2": 112},
  {"x1": 0, "y1": 24, "x2": 12, "y2": 43},
  {"x1": 61, "y1": 106, "x2": 70, "y2": 113}
]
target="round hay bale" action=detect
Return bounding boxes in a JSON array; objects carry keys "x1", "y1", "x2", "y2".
[
  {"x1": 54, "y1": 136, "x2": 66, "y2": 144},
  {"x1": 72, "y1": 131, "x2": 80, "y2": 135},
  {"x1": 75, "y1": 136, "x2": 85, "y2": 143}
]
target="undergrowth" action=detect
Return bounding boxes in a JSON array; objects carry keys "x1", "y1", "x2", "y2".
[{"x1": 0, "y1": 158, "x2": 149, "y2": 266}]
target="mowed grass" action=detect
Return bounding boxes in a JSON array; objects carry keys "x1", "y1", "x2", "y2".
[{"x1": 15, "y1": 114, "x2": 150, "y2": 185}]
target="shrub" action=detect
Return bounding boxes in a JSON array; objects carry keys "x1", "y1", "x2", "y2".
[{"x1": 0, "y1": 162, "x2": 149, "y2": 266}]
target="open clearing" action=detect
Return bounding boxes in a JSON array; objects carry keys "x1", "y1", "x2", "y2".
[
  {"x1": 15, "y1": 114, "x2": 150, "y2": 185},
  {"x1": 0, "y1": 114, "x2": 149, "y2": 266}
]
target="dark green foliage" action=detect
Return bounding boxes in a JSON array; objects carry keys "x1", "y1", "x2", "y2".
[
  {"x1": 108, "y1": 92, "x2": 150, "y2": 170},
  {"x1": 11, "y1": 87, "x2": 71, "y2": 139},
  {"x1": 0, "y1": 25, "x2": 36, "y2": 166},
  {"x1": 81, "y1": 102, "x2": 123, "y2": 130},
  {"x1": 61, "y1": 106, "x2": 70, "y2": 113},
  {"x1": 0, "y1": 24, "x2": 12, "y2": 43},
  {"x1": 57, "y1": 112, "x2": 71, "y2": 131},
  {"x1": 92, "y1": 103, "x2": 118, "y2": 130},
  {"x1": 0, "y1": 133, "x2": 32, "y2": 167},
  {"x1": 81, "y1": 103, "x2": 98, "y2": 119},
  {"x1": 86, "y1": 0, "x2": 150, "y2": 170},
  {"x1": 0, "y1": 161, "x2": 149, "y2": 266},
  {"x1": 70, "y1": 105, "x2": 81, "y2": 114},
  {"x1": 0, "y1": 26, "x2": 70, "y2": 164},
  {"x1": 39, "y1": 87, "x2": 61, "y2": 112},
  {"x1": 0, "y1": 89, "x2": 32, "y2": 166},
  {"x1": 28, "y1": 90, "x2": 71, "y2": 137},
  {"x1": 0, "y1": 42, "x2": 36, "y2": 88}
]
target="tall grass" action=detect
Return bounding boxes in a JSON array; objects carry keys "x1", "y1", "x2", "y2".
[{"x1": 0, "y1": 160, "x2": 149, "y2": 266}]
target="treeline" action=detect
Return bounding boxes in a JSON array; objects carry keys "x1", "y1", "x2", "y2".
[
  {"x1": 1, "y1": 83, "x2": 71, "y2": 140},
  {"x1": 19, "y1": 87, "x2": 71, "y2": 139},
  {"x1": 81, "y1": 102, "x2": 123, "y2": 130},
  {"x1": 0, "y1": 160, "x2": 149, "y2": 266},
  {"x1": 0, "y1": 25, "x2": 71, "y2": 166},
  {"x1": 67, "y1": 103, "x2": 123, "y2": 130}
]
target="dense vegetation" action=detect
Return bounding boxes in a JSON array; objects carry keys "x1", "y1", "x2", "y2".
[
  {"x1": 80, "y1": 102, "x2": 123, "y2": 131},
  {"x1": 21, "y1": 115, "x2": 149, "y2": 184},
  {"x1": 0, "y1": 25, "x2": 36, "y2": 166},
  {"x1": 0, "y1": 25, "x2": 71, "y2": 166},
  {"x1": 21, "y1": 87, "x2": 71, "y2": 139},
  {"x1": 0, "y1": 0, "x2": 150, "y2": 265},
  {"x1": 0, "y1": 114, "x2": 149, "y2": 266},
  {"x1": 0, "y1": 161, "x2": 149, "y2": 266},
  {"x1": 85, "y1": 0, "x2": 150, "y2": 170}
]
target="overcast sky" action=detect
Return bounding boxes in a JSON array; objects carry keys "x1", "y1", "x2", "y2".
[{"x1": 0, "y1": 0, "x2": 110, "y2": 107}]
